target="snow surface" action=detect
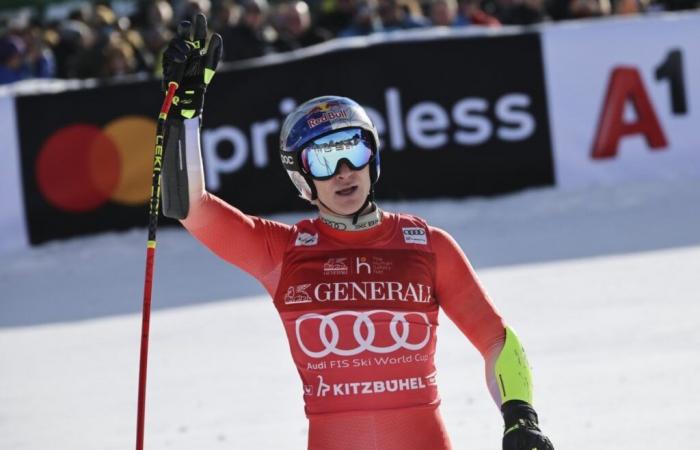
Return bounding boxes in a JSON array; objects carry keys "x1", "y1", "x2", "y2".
[{"x1": 2, "y1": 180, "x2": 699, "y2": 449}]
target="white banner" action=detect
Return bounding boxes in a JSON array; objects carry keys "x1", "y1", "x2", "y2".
[
  {"x1": 542, "y1": 13, "x2": 700, "y2": 189},
  {"x1": 0, "y1": 94, "x2": 28, "y2": 253}
]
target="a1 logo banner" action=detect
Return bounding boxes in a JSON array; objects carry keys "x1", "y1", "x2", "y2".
[{"x1": 542, "y1": 13, "x2": 700, "y2": 189}]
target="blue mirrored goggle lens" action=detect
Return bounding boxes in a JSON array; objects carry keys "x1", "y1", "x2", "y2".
[{"x1": 302, "y1": 128, "x2": 373, "y2": 179}]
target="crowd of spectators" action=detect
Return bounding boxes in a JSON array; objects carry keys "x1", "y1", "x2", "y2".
[{"x1": 0, "y1": 0, "x2": 698, "y2": 84}]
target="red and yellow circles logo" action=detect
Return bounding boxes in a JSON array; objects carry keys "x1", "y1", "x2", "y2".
[{"x1": 36, "y1": 116, "x2": 157, "y2": 212}]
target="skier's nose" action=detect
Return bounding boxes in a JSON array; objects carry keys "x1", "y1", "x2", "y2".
[{"x1": 336, "y1": 161, "x2": 353, "y2": 178}]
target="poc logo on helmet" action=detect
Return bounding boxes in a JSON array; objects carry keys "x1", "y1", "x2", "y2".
[{"x1": 280, "y1": 154, "x2": 295, "y2": 166}]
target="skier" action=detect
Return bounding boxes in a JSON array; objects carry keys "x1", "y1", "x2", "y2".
[{"x1": 160, "y1": 14, "x2": 554, "y2": 450}]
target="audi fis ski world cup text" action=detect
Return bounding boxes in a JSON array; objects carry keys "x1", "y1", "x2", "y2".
[
  {"x1": 306, "y1": 352, "x2": 430, "y2": 371},
  {"x1": 202, "y1": 87, "x2": 537, "y2": 190}
]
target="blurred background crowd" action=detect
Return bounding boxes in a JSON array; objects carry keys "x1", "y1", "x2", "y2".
[{"x1": 0, "y1": 0, "x2": 698, "y2": 84}]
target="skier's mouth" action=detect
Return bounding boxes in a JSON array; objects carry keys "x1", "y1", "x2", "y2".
[{"x1": 335, "y1": 186, "x2": 358, "y2": 196}]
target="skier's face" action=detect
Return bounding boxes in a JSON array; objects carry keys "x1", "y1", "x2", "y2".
[{"x1": 313, "y1": 162, "x2": 372, "y2": 216}]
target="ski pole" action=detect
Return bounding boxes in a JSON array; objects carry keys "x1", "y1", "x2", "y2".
[{"x1": 135, "y1": 78, "x2": 180, "y2": 450}]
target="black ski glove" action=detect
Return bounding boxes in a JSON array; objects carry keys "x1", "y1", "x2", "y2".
[
  {"x1": 162, "y1": 13, "x2": 222, "y2": 120},
  {"x1": 502, "y1": 400, "x2": 554, "y2": 450}
]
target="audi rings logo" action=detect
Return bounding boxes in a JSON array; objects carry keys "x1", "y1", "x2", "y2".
[
  {"x1": 402, "y1": 227, "x2": 427, "y2": 245},
  {"x1": 295, "y1": 310, "x2": 431, "y2": 358}
]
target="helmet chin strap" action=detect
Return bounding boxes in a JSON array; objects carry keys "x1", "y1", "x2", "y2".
[{"x1": 318, "y1": 190, "x2": 374, "y2": 225}]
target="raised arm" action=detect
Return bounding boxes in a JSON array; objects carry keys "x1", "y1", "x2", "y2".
[
  {"x1": 164, "y1": 117, "x2": 291, "y2": 293},
  {"x1": 159, "y1": 15, "x2": 291, "y2": 294},
  {"x1": 430, "y1": 226, "x2": 553, "y2": 450}
]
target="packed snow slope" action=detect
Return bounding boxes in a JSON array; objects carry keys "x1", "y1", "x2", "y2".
[{"x1": 1, "y1": 179, "x2": 699, "y2": 449}]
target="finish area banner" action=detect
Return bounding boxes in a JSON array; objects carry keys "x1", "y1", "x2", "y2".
[
  {"x1": 542, "y1": 13, "x2": 700, "y2": 189},
  {"x1": 16, "y1": 30, "x2": 553, "y2": 244}
]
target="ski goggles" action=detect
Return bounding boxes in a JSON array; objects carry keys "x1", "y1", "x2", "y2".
[{"x1": 300, "y1": 128, "x2": 374, "y2": 180}]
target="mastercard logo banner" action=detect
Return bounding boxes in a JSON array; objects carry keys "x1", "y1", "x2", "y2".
[{"x1": 36, "y1": 116, "x2": 157, "y2": 212}]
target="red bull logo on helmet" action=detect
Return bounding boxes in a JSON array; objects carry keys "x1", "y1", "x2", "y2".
[
  {"x1": 307, "y1": 102, "x2": 332, "y2": 114},
  {"x1": 306, "y1": 109, "x2": 350, "y2": 128}
]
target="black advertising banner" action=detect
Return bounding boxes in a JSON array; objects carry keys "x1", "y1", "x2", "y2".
[
  {"x1": 16, "y1": 81, "x2": 167, "y2": 244},
  {"x1": 16, "y1": 30, "x2": 553, "y2": 245}
]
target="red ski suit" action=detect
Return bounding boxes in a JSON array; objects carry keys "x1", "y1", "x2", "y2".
[{"x1": 182, "y1": 193, "x2": 506, "y2": 450}]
